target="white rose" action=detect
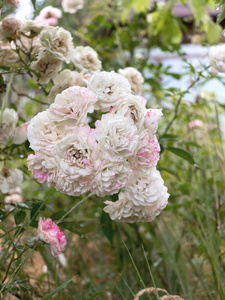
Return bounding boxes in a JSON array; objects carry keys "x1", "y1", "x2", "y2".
[
  {"x1": 144, "y1": 108, "x2": 163, "y2": 135},
  {"x1": 27, "y1": 152, "x2": 59, "y2": 185},
  {"x1": 54, "y1": 125, "x2": 97, "y2": 196},
  {"x1": 129, "y1": 131, "x2": 160, "y2": 173},
  {"x1": 0, "y1": 46, "x2": 18, "y2": 66},
  {"x1": 27, "y1": 110, "x2": 64, "y2": 153},
  {"x1": 19, "y1": 20, "x2": 46, "y2": 35},
  {"x1": 73, "y1": 46, "x2": 102, "y2": 73},
  {"x1": 87, "y1": 71, "x2": 131, "y2": 112},
  {"x1": 48, "y1": 86, "x2": 97, "y2": 125},
  {"x1": 2, "y1": 17, "x2": 21, "y2": 35},
  {"x1": 48, "y1": 69, "x2": 89, "y2": 104},
  {"x1": 30, "y1": 51, "x2": 62, "y2": 84},
  {"x1": 0, "y1": 167, "x2": 23, "y2": 194},
  {"x1": 62, "y1": 0, "x2": 84, "y2": 13},
  {"x1": 125, "y1": 169, "x2": 167, "y2": 207},
  {"x1": 40, "y1": 26, "x2": 74, "y2": 63},
  {"x1": 118, "y1": 67, "x2": 144, "y2": 95},
  {"x1": 208, "y1": 44, "x2": 225, "y2": 74},
  {"x1": 110, "y1": 94, "x2": 146, "y2": 132},
  {"x1": 90, "y1": 160, "x2": 129, "y2": 197},
  {"x1": 95, "y1": 113, "x2": 139, "y2": 162},
  {"x1": 0, "y1": 108, "x2": 18, "y2": 146},
  {"x1": 104, "y1": 186, "x2": 168, "y2": 223}
]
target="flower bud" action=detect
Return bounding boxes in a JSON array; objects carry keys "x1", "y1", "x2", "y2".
[
  {"x1": 2, "y1": 16, "x2": 21, "y2": 35},
  {"x1": 7, "y1": 0, "x2": 19, "y2": 9}
]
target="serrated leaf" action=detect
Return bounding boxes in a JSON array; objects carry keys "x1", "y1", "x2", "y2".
[
  {"x1": 100, "y1": 211, "x2": 114, "y2": 245},
  {"x1": 15, "y1": 211, "x2": 26, "y2": 225},
  {"x1": 167, "y1": 147, "x2": 195, "y2": 165}
]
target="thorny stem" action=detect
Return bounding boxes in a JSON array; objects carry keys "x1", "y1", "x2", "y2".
[
  {"x1": 160, "y1": 65, "x2": 210, "y2": 138},
  {"x1": 0, "y1": 74, "x2": 14, "y2": 123}
]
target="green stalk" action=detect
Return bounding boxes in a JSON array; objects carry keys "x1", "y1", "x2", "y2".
[
  {"x1": 0, "y1": 74, "x2": 14, "y2": 123},
  {"x1": 56, "y1": 193, "x2": 93, "y2": 224}
]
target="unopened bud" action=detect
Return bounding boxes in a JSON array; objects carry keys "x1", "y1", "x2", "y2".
[
  {"x1": 7, "y1": 0, "x2": 19, "y2": 9},
  {"x1": 2, "y1": 17, "x2": 21, "y2": 35}
]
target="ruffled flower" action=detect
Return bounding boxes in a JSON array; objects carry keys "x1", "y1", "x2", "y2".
[
  {"x1": 90, "y1": 160, "x2": 129, "y2": 196},
  {"x1": 62, "y1": 0, "x2": 84, "y2": 13},
  {"x1": 125, "y1": 169, "x2": 167, "y2": 207},
  {"x1": 53, "y1": 125, "x2": 97, "y2": 196},
  {"x1": 48, "y1": 70, "x2": 90, "y2": 104},
  {"x1": 38, "y1": 217, "x2": 66, "y2": 257},
  {"x1": 19, "y1": 20, "x2": 46, "y2": 35},
  {"x1": 27, "y1": 152, "x2": 59, "y2": 185},
  {"x1": 0, "y1": 46, "x2": 18, "y2": 66},
  {"x1": 118, "y1": 67, "x2": 144, "y2": 95},
  {"x1": 40, "y1": 26, "x2": 74, "y2": 63},
  {"x1": 73, "y1": 46, "x2": 102, "y2": 73},
  {"x1": 95, "y1": 113, "x2": 139, "y2": 162},
  {"x1": 0, "y1": 167, "x2": 23, "y2": 194},
  {"x1": 104, "y1": 188, "x2": 168, "y2": 223},
  {"x1": 129, "y1": 132, "x2": 160, "y2": 173},
  {"x1": 27, "y1": 110, "x2": 64, "y2": 153},
  {"x1": 87, "y1": 71, "x2": 131, "y2": 112},
  {"x1": 110, "y1": 94, "x2": 146, "y2": 132},
  {"x1": 30, "y1": 51, "x2": 62, "y2": 84},
  {"x1": 0, "y1": 108, "x2": 18, "y2": 146},
  {"x1": 48, "y1": 86, "x2": 97, "y2": 125},
  {"x1": 209, "y1": 44, "x2": 225, "y2": 74},
  {"x1": 144, "y1": 108, "x2": 163, "y2": 136},
  {"x1": 1, "y1": 16, "x2": 21, "y2": 35}
]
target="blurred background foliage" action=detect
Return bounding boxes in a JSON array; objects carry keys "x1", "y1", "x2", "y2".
[{"x1": 1, "y1": 0, "x2": 225, "y2": 299}]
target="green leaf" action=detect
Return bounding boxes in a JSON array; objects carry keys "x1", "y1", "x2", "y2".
[
  {"x1": 50, "y1": 211, "x2": 66, "y2": 221},
  {"x1": 158, "y1": 166, "x2": 180, "y2": 180},
  {"x1": 100, "y1": 211, "x2": 114, "y2": 245},
  {"x1": 60, "y1": 222, "x2": 84, "y2": 236},
  {"x1": 15, "y1": 211, "x2": 26, "y2": 225},
  {"x1": 31, "y1": 0, "x2": 36, "y2": 10},
  {"x1": 189, "y1": 0, "x2": 206, "y2": 25},
  {"x1": 0, "y1": 65, "x2": 10, "y2": 70},
  {"x1": 166, "y1": 147, "x2": 195, "y2": 165},
  {"x1": 30, "y1": 203, "x2": 44, "y2": 221},
  {"x1": 40, "y1": 278, "x2": 73, "y2": 300},
  {"x1": 203, "y1": 20, "x2": 222, "y2": 44},
  {"x1": 217, "y1": 6, "x2": 225, "y2": 23}
]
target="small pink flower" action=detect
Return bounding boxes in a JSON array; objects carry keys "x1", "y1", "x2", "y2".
[
  {"x1": 7, "y1": 0, "x2": 19, "y2": 9},
  {"x1": 188, "y1": 119, "x2": 203, "y2": 129},
  {"x1": 34, "y1": 15, "x2": 58, "y2": 26},
  {"x1": 40, "y1": 6, "x2": 62, "y2": 19},
  {"x1": 38, "y1": 217, "x2": 67, "y2": 257}
]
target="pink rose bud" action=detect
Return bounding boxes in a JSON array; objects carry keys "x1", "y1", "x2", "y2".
[
  {"x1": 38, "y1": 217, "x2": 67, "y2": 257},
  {"x1": 2, "y1": 16, "x2": 21, "y2": 34},
  {"x1": 188, "y1": 119, "x2": 203, "y2": 129},
  {"x1": 7, "y1": 0, "x2": 19, "y2": 9},
  {"x1": 13, "y1": 122, "x2": 29, "y2": 145}
]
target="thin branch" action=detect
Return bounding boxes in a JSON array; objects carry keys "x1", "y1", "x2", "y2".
[
  {"x1": 12, "y1": 86, "x2": 49, "y2": 106},
  {"x1": 160, "y1": 65, "x2": 210, "y2": 137}
]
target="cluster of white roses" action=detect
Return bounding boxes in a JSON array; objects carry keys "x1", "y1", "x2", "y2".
[
  {"x1": 0, "y1": 10, "x2": 169, "y2": 223},
  {"x1": 27, "y1": 69, "x2": 169, "y2": 223}
]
